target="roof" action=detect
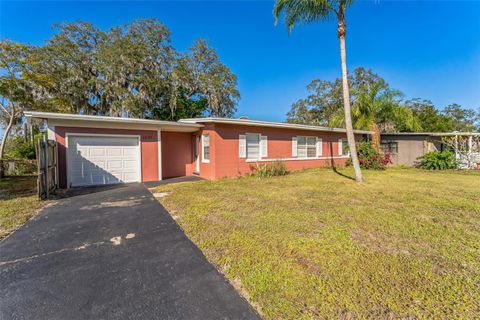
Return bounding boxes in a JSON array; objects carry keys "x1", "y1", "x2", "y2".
[
  {"x1": 179, "y1": 117, "x2": 373, "y2": 135},
  {"x1": 381, "y1": 132, "x2": 480, "y2": 137},
  {"x1": 24, "y1": 111, "x2": 203, "y2": 132}
]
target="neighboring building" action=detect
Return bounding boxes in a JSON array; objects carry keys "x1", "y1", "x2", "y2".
[
  {"x1": 25, "y1": 112, "x2": 371, "y2": 188},
  {"x1": 380, "y1": 132, "x2": 480, "y2": 168},
  {"x1": 380, "y1": 133, "x2": 443, "y2": 166}
]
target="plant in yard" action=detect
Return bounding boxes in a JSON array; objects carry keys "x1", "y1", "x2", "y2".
[
  {"x1": 417, "y1": 150, "x2": 457, "y2": 170},
  {"x1": 249, "y1": 161, "x2": 289, "y2": 178},
  {"x1": 274, "y1": 0, "x2": 364, "y2": 183},
  {"x1": 347, "y1": 141, "x2": 391, "y2": 170},
  {"x1": 0, "y1": 41, "x2": 35, "y2": 179}
]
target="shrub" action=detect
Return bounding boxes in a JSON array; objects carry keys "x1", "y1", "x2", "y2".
[
  {"x1": 347, "y1": 141, "x2": 391, "y2": 170},
  {"x1": 4, "y1": 133, "x2": 44, "y2": 160},
  {"x1": 417, "y1": 151, "x2": 457, "y2": 170},
  {"x1": 249, "y1": 161, "x2": 289, "y2": 178}
]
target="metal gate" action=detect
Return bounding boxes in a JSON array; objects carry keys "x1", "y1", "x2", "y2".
[{"x1": 36, "y1": 137, "x2": 57, "y2": 199}]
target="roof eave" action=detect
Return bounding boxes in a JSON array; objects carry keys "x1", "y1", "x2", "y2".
[
  {"x1": 179, "y1": 118, "x2": 373, "y2": 135},
  {"x1": 24, "y1": 111, "x2": 203, "y2": 132}
]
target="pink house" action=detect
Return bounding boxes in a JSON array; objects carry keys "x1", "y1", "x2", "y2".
[{"x1": 25, "y1": 112, "x2": 371, "y2": 188}]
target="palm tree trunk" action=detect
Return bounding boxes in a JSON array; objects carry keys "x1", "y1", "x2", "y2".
[
  {"x1": 339, "y1": 34, "x2": 363, "y2": 183},
  {"x1": 371, "y1": 122, "x2": 381, "y2": 152}
]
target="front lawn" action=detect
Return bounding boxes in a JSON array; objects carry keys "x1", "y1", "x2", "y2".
[
  {"x1": 151, "y1": 168, "x2": 480, "y2": 319},
  {"x1": 0, "y1": 176, "x2": 44, "y2": 239}
]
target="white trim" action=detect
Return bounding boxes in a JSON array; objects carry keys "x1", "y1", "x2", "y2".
[
  {"x1": 239, "y1": 134, "x2": 246, "y2": 158},
  {"x1": 201, "y1": 134, "x2": 210, "y2": 163},
  {"x1": 246, "y1": 156, "x2": 350, "y2": 163},
  {"x1": 316, "y1": 137, "x2": 323, "y2": 157},
  {"x1": 260, "y1": 135, "x2": 268, "y2": 158},
  {"x1": 24, "y1": 111, "x2": 203, "y2": 129},
  {"x1": 180, "y1": 117, "x2": 373, "y2": 135},
  {"x1": 65, "y1": 133, "x2": 142, "y2": 188},
  {"x1": 157, "y1": 130, "x2": 162, "y2": 180},
  {"x1": 338, "y1": 138, "x2": 349, "y2": 156},
  {"x1": 246, "y1": 132, "x2": 261, "y2": 161},
  {"x1": 292, "y1": 137, "x2": 298, "y2": 157}
]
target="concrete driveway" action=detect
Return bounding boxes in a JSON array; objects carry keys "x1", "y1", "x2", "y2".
[{"x1": 0, "y1": 182, "x2": 259, "y2": 320}]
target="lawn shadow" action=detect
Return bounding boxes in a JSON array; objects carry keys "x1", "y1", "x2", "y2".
[{"x1": 329, "y1": 141, "x2": 355, "y2": 181}]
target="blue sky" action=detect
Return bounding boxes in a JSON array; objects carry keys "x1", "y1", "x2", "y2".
[{"x1": 1, "y1": 0, "x2": 479, "y2": 123}]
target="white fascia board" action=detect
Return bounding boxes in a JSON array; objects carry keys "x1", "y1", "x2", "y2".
[
  {"x1": 179, "y1": 118, "x2": 373, "y2": 135},
  {"x1": 24, "y1": 111, "x2": 203, "y2": 132}
]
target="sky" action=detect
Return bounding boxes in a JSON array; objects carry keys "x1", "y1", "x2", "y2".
[{"x1": 1, "y1": 0, "x2": 479, "y2": 123}]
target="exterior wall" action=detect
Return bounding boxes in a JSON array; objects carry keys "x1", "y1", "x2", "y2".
[
  {"x1": 198, "y1": 123, "x2": 359, "y2": 179},
  {"x1": 161, "y1": 131, "x2": 194, "y2": 179},
  {"x1": 54, "y1": 126, "x2": 159, "y2": 188},
  {"x1": 381, "y1": 135, "x2": 430, "y2": 166}
]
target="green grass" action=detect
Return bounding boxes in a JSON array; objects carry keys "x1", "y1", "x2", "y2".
[
  {"x1": 150, "y1": 167, "x2": 480, "y2": 319},
  {"x1": 0, "y1": 176, "x2": 44, "y2": 239}
]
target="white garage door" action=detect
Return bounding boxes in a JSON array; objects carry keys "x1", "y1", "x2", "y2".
[{"x1": 67, "y1": 135, "x2": 141, "y2": 187}]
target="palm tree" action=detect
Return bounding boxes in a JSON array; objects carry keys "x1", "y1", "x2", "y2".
[
  {"x1": 274, "y1": 0, "x2": 364, "y2": 183},
  {"x1": 331, "y1": 82, "x2": 403, "y2": 150}
]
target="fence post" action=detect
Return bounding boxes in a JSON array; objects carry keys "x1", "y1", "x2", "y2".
[{"x1": 43, "y1": 136, "x2": 49, "y2": 199}]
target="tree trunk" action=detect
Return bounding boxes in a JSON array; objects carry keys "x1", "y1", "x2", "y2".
[
  {"x1": 371, "y1": 122, "x2": 381, "y2": 152},
  {"x1": 0, "y1": 111, "x2": 15, "y2": 179},
  {"x1": 339, "y1": 34, "x2": 363, "y2": 183}
]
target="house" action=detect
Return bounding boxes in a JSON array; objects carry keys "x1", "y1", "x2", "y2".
[
  {"x1": 380, "y1": 132, "x2": 480, "y2": 168},
  {"x1": 25, "y1": 111, "x2": 371, "y2": 188}
]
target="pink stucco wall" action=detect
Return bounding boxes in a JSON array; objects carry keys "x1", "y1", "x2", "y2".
[
  {"x1": 197, "y1": 123, "x2": 360, "y2": 180},
  {"x1": 161, "y1": 131, "x2": 194, "y2": 179}
]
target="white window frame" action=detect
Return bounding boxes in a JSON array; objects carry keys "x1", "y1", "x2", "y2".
[
  {"x1": 201, "y1": 134, "x2": 210, "y2": 163},
  {"x1": 339, "y1": 138, "x2": 350, "y2": 156},
  {"x1": 246, "y1": 133, "x2": 261, "y2": 161},
  {"x1": 296, "y1": 136, "x2": 318, "y2": 159}
]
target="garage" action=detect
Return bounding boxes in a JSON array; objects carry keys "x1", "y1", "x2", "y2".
[
  {"x1": 24, "y1": 111, "x2": 203, "y2": 188},
  {"x1": 67, "y1": 135, "x2": 141, "y2": 187}
]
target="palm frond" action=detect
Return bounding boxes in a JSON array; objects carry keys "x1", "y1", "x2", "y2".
[{"x1": 273, "y1": 0, "x2": 337, "y2": 33}]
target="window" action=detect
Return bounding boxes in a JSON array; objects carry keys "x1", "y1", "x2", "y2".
[
  {"x1": 339, "y1": 138, "x2": 350, "y2": 156},
  {"x1": 380, "y1": 142, "x2": 398, "y2": 154},
  {"x1": 202, "y1": 134, "x2": 210, "y2": 163},
  {"x1": 297, "y1": 136, "x2": 317, "y2": 158},
  {"x1": 246, "y1": 133, "x2": 260, "y2": 160}
]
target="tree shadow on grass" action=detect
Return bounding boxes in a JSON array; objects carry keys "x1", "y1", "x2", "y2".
[{"x1": 329, "y1": 141, "x2": 355, "y2": 181}]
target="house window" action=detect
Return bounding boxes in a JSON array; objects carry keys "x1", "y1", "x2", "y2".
[
  {"x1": 297, "y1": 136, "x2": 317, "y2": 158},
  {"x1": 380, "y1": 142, "x2": 398, "y2": 154},
  {"x1": 202, "y1": 134, "x2": 210, "y2": 163},
  {"x1": 246, "y1": 133, "x2": 260, "y2": 160},
  {"x1": 339, "y1": 139, "x2": 350, "y2": 156}
]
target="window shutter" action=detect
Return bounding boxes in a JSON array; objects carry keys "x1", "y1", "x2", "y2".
[
  {"x1": 292, "y1": 137, "x2": 298, "y2": 157},
  {"x1": 316, "y1": 138, "x2": 323, "y2": 157},
  {"x1": 338, "y1": 138, "x2": 343, "y2": 156},
  {"x1": 260, "y1": 135, "x2": 268, "y2": 158},
  {"x1": 239, "y1": 134, "x2": 246, "y2": 158}
]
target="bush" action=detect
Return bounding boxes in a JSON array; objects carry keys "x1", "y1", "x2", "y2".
[
  {"x1": 417, "y1": 151, "x2": 457, "y2": 170},
  {"x1": 249, "y1": 161, "x2": 289, "y2": 178},
  {"x1": 4, "y1": 133, "x2": 44, "y2": 160},
  {"x1": 347, "y1": 141, "x2": 391, "y2": 170}
]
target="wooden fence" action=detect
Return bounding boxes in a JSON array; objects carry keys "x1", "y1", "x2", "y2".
[{"x1": 36, "y1": 138, "x2": 57, "y2": 199}]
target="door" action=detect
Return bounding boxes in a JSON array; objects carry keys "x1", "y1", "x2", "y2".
[{"x1": 67, "y1": 135, "x2": 141, "y2": 187}]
